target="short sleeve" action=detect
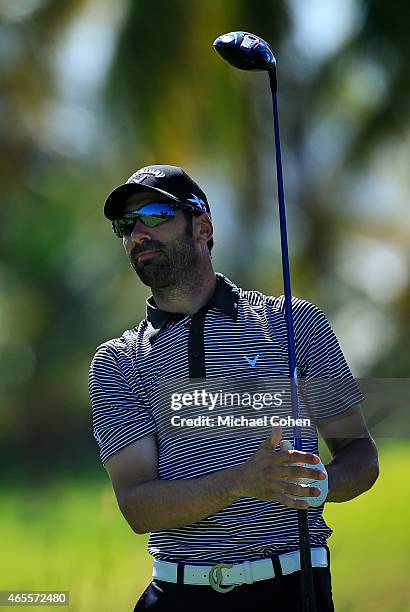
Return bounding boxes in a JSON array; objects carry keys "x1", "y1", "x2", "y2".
[
  {"x1": 294, "y1": 302, "x2": 364, "y2": 420},
  {"x1": 89, "y1": 341, "x2": 155, "y2": 464}
]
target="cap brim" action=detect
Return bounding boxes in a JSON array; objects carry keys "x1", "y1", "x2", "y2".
[{"x1": 104, "y1": 183, "x2": 181, "y2": 220}]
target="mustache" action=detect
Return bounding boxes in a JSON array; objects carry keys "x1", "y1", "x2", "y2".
[{"x1": 131, "y1": 241, "x2": 164, "y2": 259}]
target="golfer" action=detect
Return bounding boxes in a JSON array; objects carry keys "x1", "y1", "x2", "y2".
[{"x1": 89, "y1": 165, "x2": 379, "y2": 611}]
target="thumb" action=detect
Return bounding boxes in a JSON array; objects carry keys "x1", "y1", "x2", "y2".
[{"x1": 269, "y1": 424, "x2": 283, "y2": 448}]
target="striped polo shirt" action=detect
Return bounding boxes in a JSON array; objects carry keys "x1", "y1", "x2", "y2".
[{"x1": 89, "y1": 273, "x2": 363, "y2": 563}]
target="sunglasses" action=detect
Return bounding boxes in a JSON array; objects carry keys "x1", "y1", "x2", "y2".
[{"x1": 112, "y1": 202, "x2": 192, "y2": 238}]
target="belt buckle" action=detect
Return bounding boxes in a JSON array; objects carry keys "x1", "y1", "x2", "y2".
[{"x1": 208, "y1": 563, "x2": 235, "y2": 593}]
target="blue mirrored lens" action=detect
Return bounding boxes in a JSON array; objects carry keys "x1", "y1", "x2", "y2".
[
  {"x1": 124, "y1": 202, "x2": 176, "y2": 219},
  {"x1": 112, "y1": 202, "x2": 177, "y2": 237}
]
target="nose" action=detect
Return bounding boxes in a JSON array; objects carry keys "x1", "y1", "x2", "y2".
[{"x1": 129, "y1": 218, "x2": 152, "y2": 245}]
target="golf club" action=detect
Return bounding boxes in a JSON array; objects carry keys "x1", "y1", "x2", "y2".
[{"x1": 213, "y1": 31, "x2": 316, "y2": 612}]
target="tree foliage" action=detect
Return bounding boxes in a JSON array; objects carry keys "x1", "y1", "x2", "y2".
[{"x1": 0, "y1": 0, "x2": 409, "y2": 477}]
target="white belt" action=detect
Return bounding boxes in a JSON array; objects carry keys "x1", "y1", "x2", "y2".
[{"x1": 153, "y1": 547, "x2": 328, "y2": 591}]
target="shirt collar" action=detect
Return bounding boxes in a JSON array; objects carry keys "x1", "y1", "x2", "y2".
[{"x1": 146, "y1": 273, "x2": 239, "y2": 330}]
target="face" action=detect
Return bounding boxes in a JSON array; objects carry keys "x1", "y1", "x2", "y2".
[{"x1": 121, "y1": 192, "x2": 202, "y2": 289}]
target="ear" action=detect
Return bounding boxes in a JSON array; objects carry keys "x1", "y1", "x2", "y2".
[{"x1": 194, "y1": 215, "x2": 213, "y2": 246}]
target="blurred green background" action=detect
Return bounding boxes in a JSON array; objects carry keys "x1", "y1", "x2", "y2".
[{"x1": 0, "y1": 0, "x2": 409, "y2": 610}]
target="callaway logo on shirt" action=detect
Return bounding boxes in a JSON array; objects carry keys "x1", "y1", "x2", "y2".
[{"x1": 244, "y1": 354, "x2": 259, "y2": 368}]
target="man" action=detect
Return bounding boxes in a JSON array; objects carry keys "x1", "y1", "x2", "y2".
[{"x1": 89, "y1": 164, "x2": 379, "y2": 611}]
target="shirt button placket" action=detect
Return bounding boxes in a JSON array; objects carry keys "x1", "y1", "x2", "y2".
[{"x1": 188, "y1": 308, "x2": 207, "y2": 379}]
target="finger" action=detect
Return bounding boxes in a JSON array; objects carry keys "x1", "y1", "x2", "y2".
[
  {"x1": 282, "y1": 466, "x2": 327, "y2": 480},
  {"x1": 282, "y1": 482, "x2": 321, "y2": 497},
  {"x1": 273, "y1": 493, "x2": 309, "y2": 510},
  {"x1": 278, "y1": 451, "x2": 321, "y2": 465}
]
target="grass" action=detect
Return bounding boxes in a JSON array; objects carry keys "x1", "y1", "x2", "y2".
[
  {"x1": 324, "y1": 441, "x2": 410, "y2": 611},
  {"x1": 0, "y1": 442, "x2": 409, "y2": 611}
]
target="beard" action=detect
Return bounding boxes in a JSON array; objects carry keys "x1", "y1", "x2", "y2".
[{"x1": 129, "y1": 222, "x2": 201, "y2": 290}]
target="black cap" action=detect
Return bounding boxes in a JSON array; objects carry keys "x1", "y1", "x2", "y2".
[{"x1": 104, "y1": 164, "x2": 211, "y2": 220}]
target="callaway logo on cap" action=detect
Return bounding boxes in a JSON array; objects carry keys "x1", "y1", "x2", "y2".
[{"x1": 104, "y1": 165, "x2": 211, "y2": 220}]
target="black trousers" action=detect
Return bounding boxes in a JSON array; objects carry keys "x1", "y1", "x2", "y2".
[{"x1": 134, "y1": 566, "x2": 334, "y2": 611}]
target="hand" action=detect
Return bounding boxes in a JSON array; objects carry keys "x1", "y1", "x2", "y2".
[
  {"x1": 280, "y1": 439, "x2": 328, "y2": 507},
  {"x1": 236, "y1": 425, "x2": 327, "y2": 509}
]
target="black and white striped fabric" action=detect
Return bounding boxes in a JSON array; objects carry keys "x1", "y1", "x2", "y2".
[{"x1": 89, "y1": 273, "x2": 363, "y2": 563}]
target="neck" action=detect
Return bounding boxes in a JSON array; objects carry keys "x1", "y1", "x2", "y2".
[{"x1": 152, "y1": 264, "x2": 217, "y2": 316}]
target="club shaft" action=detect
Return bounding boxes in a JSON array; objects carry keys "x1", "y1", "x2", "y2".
[
  {"x1": 270, "y1": 88, "x2": 302, "y2": 442},
  {"x1": 270, "y1": 76, "x2": 316, "y2": 612}
]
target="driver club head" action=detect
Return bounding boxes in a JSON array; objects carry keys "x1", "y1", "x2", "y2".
[{"x1": 213, "y1": 31, "x2": 276, "y2": 73}]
